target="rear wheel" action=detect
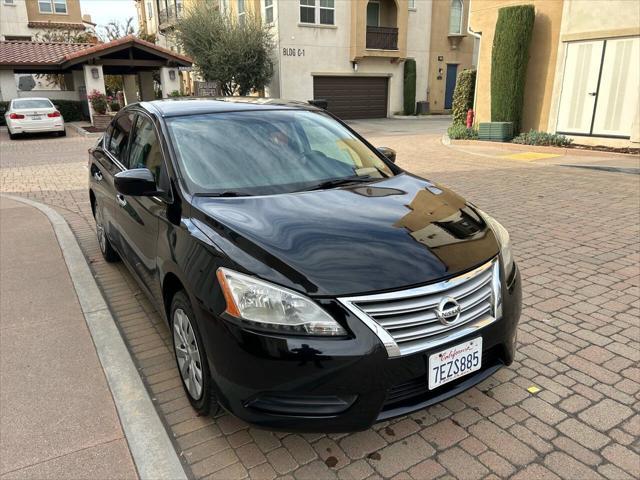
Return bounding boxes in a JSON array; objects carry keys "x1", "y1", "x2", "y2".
[
  {"x1": 58, "y1": 129, "x2": 66, "y2": 137},
  {"x1": 171, "y1": 291, "x2": 216, "y2": 415},
  {"x1": 94, "y1": 201, "x2": 119, "y2": 262},
  {"x1": 8, "y1": 131, "x2": 17, "y2": 140}
]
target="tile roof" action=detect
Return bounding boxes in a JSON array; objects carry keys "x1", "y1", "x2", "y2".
[
  {"x1": 0, "y1": 35, "x2": 192, "y2": 68},
  {"x1": 0, "y1": 41, "x2": 92, "y2": 66}
]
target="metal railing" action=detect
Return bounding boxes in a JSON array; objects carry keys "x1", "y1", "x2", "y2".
[{"x1": 366, "y1": 26, "x2": 399, "y2": 50}]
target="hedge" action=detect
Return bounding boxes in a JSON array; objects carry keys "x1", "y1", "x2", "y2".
[
  {"x1": 451, "y1": 69, "x2": 476, "y2": 126},
  {"x1": 0, "y1": 99, "x2": 87, "y2": 126},
  {"x1": 490, "y1": 4, "x2": 535, "y2": 134},
  {"x1": 403, "y1": 59, "x2": 416, "y2": 115}
]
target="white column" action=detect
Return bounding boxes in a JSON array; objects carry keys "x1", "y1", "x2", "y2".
[
  {"x1": 123, "y1": 75, "x2": 138, "y2": 105},
  {"x1": 139, "y1": 71, "x2": 155, "y2": 101},
  {"x1": 83, "y1": 64, "x2": 106, "y2": 124},
  {"x1": 160, "y1": 67, "x2": 181, "y2": 98},
  {"x1": 0, "y1": 70, "x2": 18, "y2": 102}
]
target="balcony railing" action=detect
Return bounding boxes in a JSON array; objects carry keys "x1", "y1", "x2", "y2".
[{"x1": 366, "y1": 26, "x2": 399, "y2": 50}]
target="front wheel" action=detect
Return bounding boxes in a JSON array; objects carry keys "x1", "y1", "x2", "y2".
[{"x1": 171, "y1": 291, "x2": 216, "y2": 415}]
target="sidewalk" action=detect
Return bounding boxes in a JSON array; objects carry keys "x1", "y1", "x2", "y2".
[{"x1": 0, "y1": 197, "x2": 138, "y2": 479}]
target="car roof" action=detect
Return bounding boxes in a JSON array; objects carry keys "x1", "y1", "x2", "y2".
[{"x1": 141, "y1": 97, "x2": 322, "y2": 118}]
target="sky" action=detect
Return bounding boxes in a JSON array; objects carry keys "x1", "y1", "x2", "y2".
[{"x1": 80, "y1": 0, "x2": 138, "y2": 29}]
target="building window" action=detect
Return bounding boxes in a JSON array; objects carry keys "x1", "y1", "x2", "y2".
[
  {"x1": 4, "y1": 0, "x2": 16, "y2": 5},
  {"x1": 408, "y1": 0, "x2": 415, "y2": 9},
  {"x1": 366, "y1": 0, "x2": 380, "y2": 27},
  {"x1": 4, "y1": 35, "x2": 31, "y2": 41},
  {"x1": 146, "y1": 1, "x2": 153, "y2": 19},
  {"x1": 300, "y1": 0, "x2": 334, "y2": 26},
  {"x1": 238, "y1": 0, "x2": 246, "y2": 24},
  {"x1": 449, "y1": 0, "x2": 463, "y2": 34},
  {"x1": 264, "y1": 0, "x2": 273, "y2": 24},
  {"x1": 38, "y1": 0, "x2": 67, "y2": 14}
]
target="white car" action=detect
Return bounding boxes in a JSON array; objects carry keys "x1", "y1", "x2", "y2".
[{"x1": 5, "y1": 98, "x2": 66, "y2": 140}]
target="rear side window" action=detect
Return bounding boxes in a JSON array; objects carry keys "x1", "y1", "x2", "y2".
[
  {"x1": 107, "y1": 112, "x2": 135, "y2": 164},
  {"x1": 12, "y1": 99, "x2": 53, "y2": 109}
]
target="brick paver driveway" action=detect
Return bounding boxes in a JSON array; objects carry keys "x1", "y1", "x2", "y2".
[{"x1": 1, "y1": 125, "x2": 638, "y2": 480}]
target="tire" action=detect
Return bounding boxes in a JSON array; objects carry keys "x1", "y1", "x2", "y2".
[
  {"x1": 94, "y1": 200, "x2": 119, "y2": 262},
  {"x1": 58, "y1": 129, "x2": 66, "y2": 137},
  {"x1": 171, "y1": 291, "x2": 216, "y2": 415},
  {"x1": 8, "y1": 131, "x2": 17, "y2": 140}
]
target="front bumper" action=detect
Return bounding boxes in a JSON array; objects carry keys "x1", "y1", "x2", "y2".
[{"x1": 199, "y1": 263, "x2": 522, "y2": 432}]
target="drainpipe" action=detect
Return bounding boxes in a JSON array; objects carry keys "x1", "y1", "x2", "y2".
[{"x1": 467, "y1": 21, "x2": 482, "y2": 119}]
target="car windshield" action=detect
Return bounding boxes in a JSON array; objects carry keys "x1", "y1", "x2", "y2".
[
  {"x1": 166, "y1": 110, "x2": 394, "y2": 196},
  {"x1": 13, "y1": 99, "x2": 53, "y2": 109}
]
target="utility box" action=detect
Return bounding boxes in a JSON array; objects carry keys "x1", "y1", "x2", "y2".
[{"x1": 478, "y1": 122, "x2": 513, "y2": 141}]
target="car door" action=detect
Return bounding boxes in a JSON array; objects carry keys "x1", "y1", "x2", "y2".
[
  {"x1": 90, "y1": 111, "x2": 135, "y2": 252},
  {"x1": 115, "y1": 112, "x2": 169, "y2": 303}
]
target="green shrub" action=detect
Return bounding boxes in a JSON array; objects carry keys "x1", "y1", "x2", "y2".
[
  {"x1": 88, "y1": 90, "x2": 108, "y2": 114},
  {"x1": 168, "y1": 90, "x2": 182, "y2": 97},
  {"x1": 490, "y1": 4, "x2": 535, "y2": 134},
  {"x1": 448, "y1": 124, "x2": 478, "y2": 140},
  {"x1": 512, "y1": 130, "x2": 573, "y2": 146},
  {"x1": 403, "y1": 59, "x2": 416, "y2": 115},
  {"x1": 108, "y1": 101, "x2": 121, "y2": 112},
  {"x1": 0, "y1": 99, "x2": 86, "y2": 126},
  {"x1": 452, "y1": 69, "x2": 476, "y2": 126}
]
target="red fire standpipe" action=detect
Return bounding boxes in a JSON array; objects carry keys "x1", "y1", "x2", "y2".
[{"x1": 466, "y1": 109, "x2": 475, "y2": 129}]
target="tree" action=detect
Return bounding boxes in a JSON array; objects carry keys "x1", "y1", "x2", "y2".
[
  {"x1": 99, "y1": 17, "x2": 135, "y2": 42},
  {"x1": 403, "y1": 59, "x2": 416, "y2": 115},
  {"x1": 490, "y1": 5, "x2": 535, "y2": 134},
  {"x1": 175, "y1": 2, "x2": 274, "y2": 96},
  {"x1": 451, "y1": 69, "x2": 476, "y2": 126}
]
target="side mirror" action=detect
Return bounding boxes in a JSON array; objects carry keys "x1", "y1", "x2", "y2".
[
  {"x1": 115, "y1": 168, "x2": 158, "y2": 196},
  {"x1": 377, "y1": 147, "x2": 396, "y2": 163}
]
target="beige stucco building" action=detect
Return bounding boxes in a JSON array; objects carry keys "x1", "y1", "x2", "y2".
[
  {"x1": 138, "y1": 0, "x2": 435, "y2": 119},
  {"x1": 427, "y1": 0, "x2": 476, "y2": 113},
  {"x1": 0, "y1": 0, "x2": 91, "y2": 41},
  {"x1": 469, "y1": 0, "x2": 640, "y2": 144}
]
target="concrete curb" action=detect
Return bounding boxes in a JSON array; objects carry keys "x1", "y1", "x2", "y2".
[
  {"x1": 68, "y1": 122, "x2": 103, "y2": 138},
  {"x1": 1, "y1": 194, "x2": 188, "y2": 480}
]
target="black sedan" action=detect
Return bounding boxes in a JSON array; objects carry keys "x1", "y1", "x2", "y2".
[{"x1": 88, "y1": 98, "x2": 521, "y2": 432}]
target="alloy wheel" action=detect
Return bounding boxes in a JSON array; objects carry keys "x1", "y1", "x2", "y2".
[
  {"x1": 173, "y1": 308, "x2": 204, "y2": 400},
  {"x1": 95, "y1": 207, "x2": 107, "y2": 254}
]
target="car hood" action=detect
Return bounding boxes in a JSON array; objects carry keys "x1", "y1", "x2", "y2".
[{"x1": 192, "y1": 174, "x2": 499, "y2": 297}]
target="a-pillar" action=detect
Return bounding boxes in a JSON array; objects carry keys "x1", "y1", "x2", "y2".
[
  {"x1": 160, "y1": 67, "x2": 181, "y2": 98},
  {"x1": 83, "y1": 64, "x2": 106, "y2": 125},
  {"x1": 139, "y1": 71, "x2": 155, "y2": 101},
  {"x1": 122, "y1": 74, "x2": 138, "y2": 105},
  {"x1": 0, "y1": 69, "x2": 18, "y2": 102}
]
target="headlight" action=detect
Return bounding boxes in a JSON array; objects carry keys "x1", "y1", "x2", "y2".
[
  {"x1": 478, "y1": 210, "x2": 514, "y2": 278},
  {"x1": 216, "y1": 268, "x2": 347, "y2": 336}
]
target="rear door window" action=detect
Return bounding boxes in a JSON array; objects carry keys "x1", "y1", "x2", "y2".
[{"x1": 107, "y1": 112, "x2": 135, "y2": 166}]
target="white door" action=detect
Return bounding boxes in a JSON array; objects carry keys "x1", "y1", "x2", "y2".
[
  {"x1": 592, "y1": 37, "x2": 640, "y2": 137},
  {"x1": 557, "y1": 40, "x2": 604, "y2": 134}
]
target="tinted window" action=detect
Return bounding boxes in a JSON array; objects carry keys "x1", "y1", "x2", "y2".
[
  {"x1": 107, "y1": 112, "x2": 135, "y2": 164},
  {"x1": 128, "y1": 115, "x2": 165, "y2": 183},
  {"x1": 13, "y1": 99, "x2": 53, "y2": 109},
  {"x1": 166, "y1": 110, "x2": 393, "y2": 196}
]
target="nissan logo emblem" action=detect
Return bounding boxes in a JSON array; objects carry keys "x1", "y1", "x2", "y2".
[{"x1": 436, "y1": 297, "x2": 461, "y2": 325}]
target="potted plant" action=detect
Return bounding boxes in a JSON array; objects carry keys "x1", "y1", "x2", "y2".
[{"x1": 87, "y1": 90, "x2": 111, "y2": 130}]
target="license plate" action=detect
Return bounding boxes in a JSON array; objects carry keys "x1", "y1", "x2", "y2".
[
  {"x1": 30, "y1": 115, "x2": 42, "y2": 120},
  {"x1": 428, "y1": 337, "x2": 482, "y2": 390}
]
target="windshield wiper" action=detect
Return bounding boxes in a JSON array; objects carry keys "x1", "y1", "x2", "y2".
[
  {"x1": 305, "y1": 176, "x2": 373, "y2": 192},
  {"x1": 195, "y1": 191, "x2": 253, "y2": 198}
]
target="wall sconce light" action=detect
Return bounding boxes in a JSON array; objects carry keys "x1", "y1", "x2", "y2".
[
  {"x1": 351, "y1": 61, "x2": 358, "y2": 72},
  {"x1": 91, "y1": 67, "x2": 100, "y2": 79},
  {"x1": 169, "y1": 69, "x2": 176, "y2": 81}
]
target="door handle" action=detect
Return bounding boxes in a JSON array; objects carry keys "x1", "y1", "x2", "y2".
[
  {"x1": 116, "y1": 194, "x2": 127, "y2": 207},
  {"x1": 588, "y1": 92, "x2": 597, "y2": 96},
  {"x1": 93, "y1": 170, "x2": 103, "y2": 181}
]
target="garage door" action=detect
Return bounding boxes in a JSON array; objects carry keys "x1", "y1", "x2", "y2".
[{"x1": 313, "y1": 76, "x2": 388, "y2": 120}]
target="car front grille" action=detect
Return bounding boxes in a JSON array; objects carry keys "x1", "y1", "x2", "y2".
[{"x1": 339, "y1": 258, "x2": 501, "y2": 357}]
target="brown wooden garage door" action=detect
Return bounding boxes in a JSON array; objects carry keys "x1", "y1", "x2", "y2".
[{"x1": 313, "y1": 76, "x2": 388, "y2": 120}]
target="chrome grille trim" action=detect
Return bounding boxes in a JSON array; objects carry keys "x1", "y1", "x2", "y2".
[{"x1": 339, "y1": 258, "x2": 501, "y2": 357}]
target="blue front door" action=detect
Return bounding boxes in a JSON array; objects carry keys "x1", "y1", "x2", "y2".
[{"x1": 444, "y1": 64, "x2": 458, "y2": 109}]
